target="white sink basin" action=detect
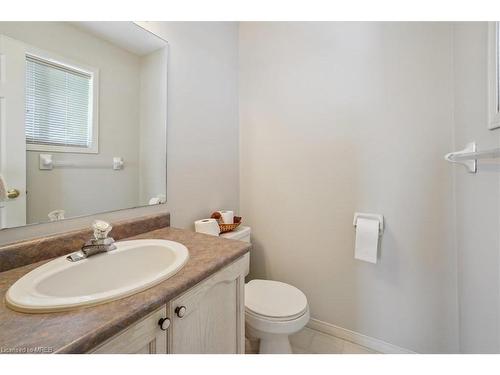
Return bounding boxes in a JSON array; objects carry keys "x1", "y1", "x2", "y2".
[{"x1": 6, "y1": 239, "x2": 189, "y2": 313}]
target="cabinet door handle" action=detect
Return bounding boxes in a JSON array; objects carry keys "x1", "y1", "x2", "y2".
[
  {"x1": 175, "y1": 306, "x2": 186, "y2": 318},
  {"x1": 158, "y1": 317, "x2": 171, "y2": 331}
]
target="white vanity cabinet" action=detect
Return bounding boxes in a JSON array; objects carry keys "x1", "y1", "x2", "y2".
[
  {"x1": 168, "y1": 253, "x2": 247, "y2": 354},
  {"x1": 90, "y1": 254, "x2": 248, "y2": 354},
  {"x1": 91, "y1": 306, "x2": 168, "y2": 354}
]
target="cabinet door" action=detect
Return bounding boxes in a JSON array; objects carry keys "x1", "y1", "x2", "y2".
[
  {"x1": 168, "y1": 254, "x2": 248, "y2": 354},
  {"x1": 91, "y1": 305, "x2": 168, "y2": 354}
]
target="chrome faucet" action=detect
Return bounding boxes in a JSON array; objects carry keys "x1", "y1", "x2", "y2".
[{"x1": 67, "y1": 220, "x2": 117, "y2": 262}]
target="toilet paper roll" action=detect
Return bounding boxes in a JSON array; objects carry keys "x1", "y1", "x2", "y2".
[
  {"x1": 354, "y1": 218, "x2": 379, "y2": 264},
  {"x1": 194, "y1": 218, "x2": 220, "y2": 236},
  {"x1": 218, "y1": 210, "x2": 234, "y2": 224}
]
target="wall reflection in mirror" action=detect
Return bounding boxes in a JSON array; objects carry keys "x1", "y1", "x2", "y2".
[{"x1": 0, "y1": 22, "x2": 168, "y2": 229}]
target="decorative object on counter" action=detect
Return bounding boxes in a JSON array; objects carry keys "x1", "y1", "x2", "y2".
[
  {"x1": 149, "y1": 194, "x2": 166, "y2": 205},
  {"x1": 48, "y1": 209, "x2": 66, "y2": 221},
  {"x1": 211, "y1": 212, "x2": 242, "y2": 233},
  {"x1": 194, "y1": 218, "x2": 220, "y2": 236}
]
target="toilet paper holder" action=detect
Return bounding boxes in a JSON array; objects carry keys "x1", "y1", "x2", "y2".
[{"x1": 353, "y1": 213, "x2": 384, "y2": 235}]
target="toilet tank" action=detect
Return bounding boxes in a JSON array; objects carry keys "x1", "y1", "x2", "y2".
[{"x1": 220, "y1": 226, "x2": 251, "y2": 243}]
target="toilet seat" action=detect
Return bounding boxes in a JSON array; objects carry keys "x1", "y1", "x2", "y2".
[
  {"x1": 246, "y1": 305, "x2": 310, "y2": 336},
  {"x1": 245, "y1": 279, "x2": 308, "y2": 320}
]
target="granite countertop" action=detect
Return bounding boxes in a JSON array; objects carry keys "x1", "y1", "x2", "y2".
[{"x1": 0, "y1": 227, "x2": 251, "y2": 354}]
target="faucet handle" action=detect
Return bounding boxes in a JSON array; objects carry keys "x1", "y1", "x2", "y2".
[{"x1": 92, "y1": 220, "x2": 112, "y2": 240}]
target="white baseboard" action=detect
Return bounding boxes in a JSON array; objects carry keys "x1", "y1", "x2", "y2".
[{"x1": 307, "y1": 318, "x2": 416, "y2": 354}]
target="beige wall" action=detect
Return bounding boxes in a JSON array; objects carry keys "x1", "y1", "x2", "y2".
[
  {"x1": 142, "y1": 22, "x2": 240, "y2": 229},
  {"x1": 239, "y1": 22, "x2": 458, "y2": 353},
  {"x1": 453, "y1": 22, "x2": 500, "y2": 353}
]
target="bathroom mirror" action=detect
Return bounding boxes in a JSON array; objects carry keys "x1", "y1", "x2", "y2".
[{"x1": 0, "y1": 22, "x2": 168, "y2": 229}]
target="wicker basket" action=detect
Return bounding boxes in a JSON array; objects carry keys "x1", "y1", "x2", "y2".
[{"x1": 211, "y1": 214, "x2": 242, "y2": 234}]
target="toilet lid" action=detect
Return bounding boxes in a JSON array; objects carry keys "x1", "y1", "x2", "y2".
[{"x1": 245, "y1": 279, "x2": 308, "y2": 319}]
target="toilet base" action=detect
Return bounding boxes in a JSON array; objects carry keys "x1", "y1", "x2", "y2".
[
  {"x1": 259, "y1": 334, "x2": 292, "y2": 354},
  {"x1": 245, "y1": 307, "x2": 310, "y2": 354},
  {"x1": 246, "y1": 324, "x2": 294, "y2": 354}
]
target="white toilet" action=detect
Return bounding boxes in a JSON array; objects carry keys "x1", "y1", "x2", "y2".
[{"x1": 221, "y1": 226, "x2": 310, "y2": 354}]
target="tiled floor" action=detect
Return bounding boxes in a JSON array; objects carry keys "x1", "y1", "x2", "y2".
[
  {"x1": 290, "y1": 327, "x2": 377, "y2": 354},
  {"x1": 245, "y1": 327, "x2": 378, "y2": 354}
]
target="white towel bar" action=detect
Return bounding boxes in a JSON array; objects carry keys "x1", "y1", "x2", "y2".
[
  {"x1": 444, "y1": 142, "x2": 500, "y2": 173},
  {"x1": 39, "y1": 154, "x2": 124, "y2": 171}
]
